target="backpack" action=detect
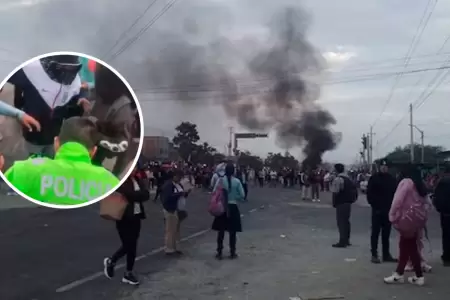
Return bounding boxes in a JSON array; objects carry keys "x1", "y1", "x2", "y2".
[
  {"x1": 208, "y1": 177, "x2": 228, "y2": 216},
  {"x1": 394, "y1": 195, "x2": 429, "y2": 238},
  {"x1": 340, "y1": 175, "x2": 358, "y2": 203}
]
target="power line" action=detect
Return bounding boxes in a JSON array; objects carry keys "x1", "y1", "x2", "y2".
[
  {"x1": 402, "y1": 28, "x2": 450, "y2": 110},
  {"x1": 328, "y1": 55, "x2": 450, "y2": 73},
  {"x1": 415, "y1": 68, "x2": 450, "y2": 109},
  {"x1": 371, "y1": 0, "x2": 437, "y2": 128},
  {"x1": 102, "y1": 0, "x2": 159, "y2": 59},
  {"x1": 375, "y1": 62, "x2": 450, "y2": 150},
  {"x1": 337, "y1": 51, "x2": 450, "y2": 70},
  {"x1": 134, "y1": 65, "x2": 450, "y2": 95},
  {"x1": 108, "y1": 0, "x2": 180, "y2": 62},
  {"x1": 140, "y1": 55, "x2": 450, "y2": 89}
]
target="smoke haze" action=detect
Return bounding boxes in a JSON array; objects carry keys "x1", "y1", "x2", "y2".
[{"x1": 142, "y1": 5, "x2": 340, "y2": 167}]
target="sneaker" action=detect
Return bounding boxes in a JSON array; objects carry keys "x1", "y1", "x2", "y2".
[
  {"x1": 384, "y1": 272, "x2": 404, "y2": 284},
  {"x1": 215, "y1": 252, "x2": 223, "y2": 260},
  {"x1": 229, "y1": 253, "x2": 238, "y2": 259},
  {"x1": 408, "y1": 276, "x2": 425, "y2": 286},
  {"x1": 122, "y1": 272, "x2": 140, "y2": 285},
  {"x1": 383, "y1": 256, "x2": 398, "y2": 263},
  {"x1": 7, "y1": 191, "x2": 17, "y2": 196},
  {"x1": 422, "y1": 263, "x2": 432, "y2": 273},
  {"x1": 371, "y1": 256, "x2": 381, "y2": 264},
  {"x1": 443, "y1": 261, "x2": 450, "y2": 267},
  {"x1": 316, "y1": 199, "x2": 321, "y2": 202},
  {"x1": 103, "y1": 258, "x2": 115, "y2": 279},
  {"x1": 312, "y1": 199, "x2": 316, "y2": 202}
]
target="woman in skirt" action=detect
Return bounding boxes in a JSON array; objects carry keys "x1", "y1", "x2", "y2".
[{"x1": 212, "y1": 163, "x2": 246, "y2": 260}]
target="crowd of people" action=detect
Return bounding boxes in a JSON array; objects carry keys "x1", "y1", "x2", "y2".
[
  {"x1": 102, "y1": 157, "x2": 449, "y2": 288},
  {"x1": 328, "y1": 160, "x2": 450, "y2": 287},
  {"x1": 102, "y1": 161, "x2": 247, "y2": 285}
]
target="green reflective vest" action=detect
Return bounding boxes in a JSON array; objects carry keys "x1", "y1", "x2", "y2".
[{"x1": 5, "y1": 142, "x2": 120, "y2": 205}]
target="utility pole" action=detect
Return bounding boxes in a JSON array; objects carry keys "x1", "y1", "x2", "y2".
[
  {"x1": 227, "y1": 126, "x2": 233, "y2": 157},
  {"x1": 413, "y1": 125, "x2": 425, "y2": 164},
  {"x1": 409, "y1": 103, "x2": 414, "y2": 163},
  {"x1": 368, "y1": 126, "x2": 375, "y2": 172},
  {"x1": 361, "y1": 134, "x2": 368, "y2": 169}
]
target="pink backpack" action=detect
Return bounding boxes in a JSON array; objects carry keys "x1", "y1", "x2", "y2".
[
  {"x1": 394, "y1": 194, "x2": 429, "y2": 238},
  {"x1": 208, "y1": 178, "x2": 227, "y2": 216}
]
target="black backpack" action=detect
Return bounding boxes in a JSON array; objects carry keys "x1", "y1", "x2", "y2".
[{"x1": 340, "y1": 175, "x2": 358, "y2": 203}]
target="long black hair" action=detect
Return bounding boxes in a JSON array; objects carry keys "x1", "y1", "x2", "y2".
[
  {"x1": 401, "y1": 164, "x2": 428, "y2": 197},
  {"x1": 225, "y1": 163, "x2": 235, "y2": 190}
]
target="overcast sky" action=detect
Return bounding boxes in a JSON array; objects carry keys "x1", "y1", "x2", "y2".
[{"x1": 1, "y1": 0, "x2": 450, "y2": 164}]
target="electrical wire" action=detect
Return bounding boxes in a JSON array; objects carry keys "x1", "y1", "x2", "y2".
[
  {"x1": 129, "y1": 56, "x2": 450, "y2": 93},
  {"x1": 370, "y1": 0, "x2": 437, "y2": 129},
  {"x1": 133, "y1": 65, "x2": 450, "y2": 96},
  {"x1": 108, "y1": 0, "x2": 180, "y2": 62},
  {"x1": 102, "y1": 0, "x2": 159, "y2": 59},
  {"x1": 375, "y1": 64, "x2": 450, "y2": 150}
]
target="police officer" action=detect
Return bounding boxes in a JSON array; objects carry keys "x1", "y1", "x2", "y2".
[
  {"x1": 4, "y1": 116, "x2": 120, "y2": 205},
  {"x1": 366, "y1": 160, "x2": 398, "y2": 263}
]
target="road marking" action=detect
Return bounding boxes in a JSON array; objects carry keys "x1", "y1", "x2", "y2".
[
  {"x1": 55, "y1": 228, "x2": 210, "y2": 293},
  {"x1": 56, "y1": 205, "x2": 265, "y2": 293}
]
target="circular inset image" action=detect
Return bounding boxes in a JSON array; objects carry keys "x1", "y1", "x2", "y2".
[{"x1": 0, "y1": 51, "x2": 144, "y2": 208}]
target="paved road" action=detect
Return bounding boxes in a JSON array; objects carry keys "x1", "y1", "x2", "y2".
[
  {"x1": 0, "y1": 184, "x2": 286, "y2": 300},
  {"x1": 2, "y1": 186, "x2": 445, "y2": 300},
  {"x1": 118, "y1": 188, "x2": 449, "y2": 300}
]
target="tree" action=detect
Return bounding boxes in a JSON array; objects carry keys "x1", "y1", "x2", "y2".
[
  {"x1": 172, "y1": 122, "x2": 200, "y2": 162},
  {"x1": 380, "y1": 144, "x2": 444, "y2": 164},
  {"x1": 193, "y1": 142, "x2": 222, "y2": 165},
  {"x1": 264, "y1": 152, "x2": 299, "y2": 171},
  {"x1": 237, "y1": 151, "x2": 264, "y2": 170}
]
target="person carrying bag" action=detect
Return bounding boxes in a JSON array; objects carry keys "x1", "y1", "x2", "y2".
[
  {"x1": 161, "y1": 170, "x2": 191, "y2": 256},
  {"x1": 211, "y1": 163, "x2": 245, "y2": 260},
  {"x1": 103, "y1": 163, "x2": 149, "y2": 286}
]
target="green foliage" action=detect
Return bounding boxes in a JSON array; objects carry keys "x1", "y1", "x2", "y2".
[
  {"x1": 379, "y1": 144, "x2": 444, "y2": 164},
  {"x1": 265, "y1": 152, "x2": 299, "y2": 171},
  {"x1": 172, "y1": 122, "x2": 200, "y2": 162},
  {"x1": 237, "y1": 150, "x2": 264, "y2": 170},
  {"x1": 173, "y1": 122, "x2": 225, "y2": 164},
  {"x1": 173, "y1": 122, "x2": 300, "y2": 168}
]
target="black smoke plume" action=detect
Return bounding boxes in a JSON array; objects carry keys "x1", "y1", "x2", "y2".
[{"x1": 146, "y1": 5, "x2": 340, "y2": 168}]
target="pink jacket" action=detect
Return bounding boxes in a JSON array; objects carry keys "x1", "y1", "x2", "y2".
[{"x1": 389, "y1": 178, "x2": 431, "y2": 224}]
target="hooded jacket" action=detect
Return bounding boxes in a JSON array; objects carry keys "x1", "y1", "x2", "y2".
[
  {"x1": 210, "y1": 163, "x2": 226, "y2": 189},
  {"x1": 8, "y1": 60, "x2": 84, "y2": 145}
]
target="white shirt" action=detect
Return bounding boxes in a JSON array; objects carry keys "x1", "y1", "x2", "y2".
[{"x1": 173, "y1": 182, "x2": 186, "y2": 211}]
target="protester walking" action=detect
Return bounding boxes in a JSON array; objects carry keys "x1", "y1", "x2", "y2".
[
  {"x1": 161, "y1": 170, "x2": 190, "y2": 256},
  {"x1": 212, "y1": 163, "x2": 245, "y2": 260},
  {"x1": 432, "y1": 166, "x2": 450, "y2": 267},
  {"x1": 330, "y1": 163, "x2": 358, "y2": 248},
  {"x1": 366, "y1": 160, "x2": 398, "y2": 264},
  {"x1": 103, "y1": 163, "x2": 149, "y2": 285},
  {"x1": 300, "y1": 171, "x2": 310, "y2": 200},
  {"x1": 384, "y1": 165, "x2": 432, "y2": 286},
  {"x1": 311, "y1": 170, "x2": 321, "y2": 202}
]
